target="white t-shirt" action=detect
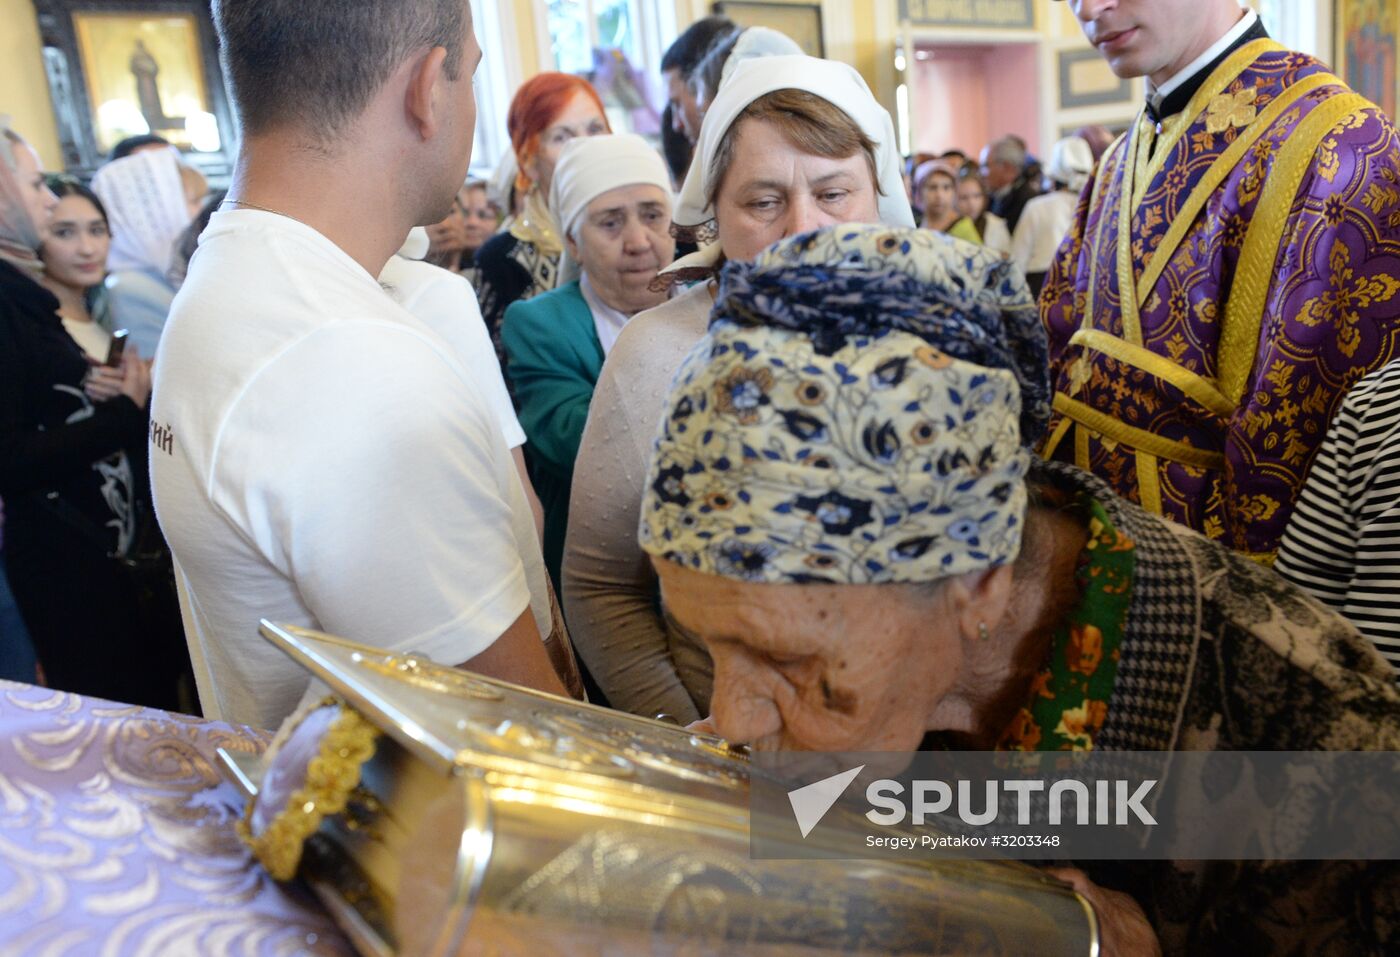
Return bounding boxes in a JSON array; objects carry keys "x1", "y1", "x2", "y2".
[
  {"x1": 150, "y1": 209, "x2": 551, "y2": 729},
  {"x1": 1010, "y1": 190, "x2": 1081, "y2": 277},
  {"x1": 378, "y1": 256, "x2": 525, "y2": 449}
]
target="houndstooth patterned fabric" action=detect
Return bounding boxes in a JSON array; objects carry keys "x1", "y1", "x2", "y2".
[{"x1": 1035, "y1": 460, "x2": 1400, "y2": 955}]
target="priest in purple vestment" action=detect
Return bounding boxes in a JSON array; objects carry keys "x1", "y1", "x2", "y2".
[{"x1": 1043, "y1": 0, "x2": 1400, "y2": 563}]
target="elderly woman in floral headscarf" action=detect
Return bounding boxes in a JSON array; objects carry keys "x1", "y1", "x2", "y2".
[{"x1": 640, "y1": 224, "x2": 1400, "y2": 957}]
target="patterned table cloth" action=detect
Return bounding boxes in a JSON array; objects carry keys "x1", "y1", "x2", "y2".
[{"x1": 0, "y1": 681, "x2": 352, "y2": 956}]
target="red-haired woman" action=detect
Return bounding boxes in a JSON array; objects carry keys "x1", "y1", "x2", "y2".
[{"x1": 475, "y1": 73, "x2": 610, "y2": 374}]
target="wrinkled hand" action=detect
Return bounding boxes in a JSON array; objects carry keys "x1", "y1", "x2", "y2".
[
  {"x1": 686, "y1": 715, "x2": 717, "y2": 735},
  {"x1": 1047, "y1": 868, "x2": 1161, "y2": 957}
]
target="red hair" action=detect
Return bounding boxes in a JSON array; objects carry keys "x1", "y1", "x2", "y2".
[{"x1": 508, "y1": 72, "x2": 609, "y2": 190}]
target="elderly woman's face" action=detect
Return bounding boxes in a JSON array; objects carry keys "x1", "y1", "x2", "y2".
[
  {"x1": 12, "y1": 141, "x2": 58, "y2": 235},
  {"x1": 655, "y1": 560, "x2": 960, "y2": 752},
  {"x1": 529, "y1": 92, "x2": 609, "y2": 194},
  {"x1": 714, "y1": 118, "x2": 881, "y2": 264},
  {"x1": 568, "y1": 183, "x2": 675, "y2": 316}
]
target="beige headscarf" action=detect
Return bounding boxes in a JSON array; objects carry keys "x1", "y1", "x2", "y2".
[{"x1": 0, "y1": 116, "x2": 45, "y2": 274}]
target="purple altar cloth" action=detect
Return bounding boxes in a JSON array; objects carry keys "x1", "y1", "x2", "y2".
[{"x1": 0, "y1": 682, "x2": 353, "y2": 956}]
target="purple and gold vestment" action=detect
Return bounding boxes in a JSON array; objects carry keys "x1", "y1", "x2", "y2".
[{"x1": 1042, "y1": 39, "x2": 1400, "y2": 562}]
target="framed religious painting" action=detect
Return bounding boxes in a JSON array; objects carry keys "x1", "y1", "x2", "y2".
[
  {"x1": 1335, "y1": 0, "x2": 1398, "y2": 119},
  {"x1": 712, "y1": 2, "x2": 825, "y2": 58},
  {"x1": 31, "y1": 0, "x2": 236, "y2": 181}
]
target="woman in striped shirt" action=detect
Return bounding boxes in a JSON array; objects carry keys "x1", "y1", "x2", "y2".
[{"x1": 1277, "y1": 360, "x2": 1400, "y2": 678}]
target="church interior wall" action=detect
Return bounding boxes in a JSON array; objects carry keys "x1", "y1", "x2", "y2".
[{"x1": 0, "y1": 0, "x2": 1375, "y2": 180}]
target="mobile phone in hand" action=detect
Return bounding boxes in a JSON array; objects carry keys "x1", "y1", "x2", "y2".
[{"x1": 105, "y1": 329, "x2": 129, "y2": 367}]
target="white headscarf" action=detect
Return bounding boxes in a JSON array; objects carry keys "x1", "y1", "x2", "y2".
[
  {"x1": 718, "y1": 28, "x2": 803, "y2": 90},
  {"x1": 0, "y1": 116, "x2": 44, "y2": 274},
  {"x1": 673, "y1": 55, "x2": 914, "y2": 232},
  {"x1": 549, "y1": 133, "x2": 673, "y2": 284},
  {"x1": 91, "y1": 147, "x2": 190, "y2": 275},
  {"x1": 398, "y1": 227, "x2": 431, "y2": 261},
  {"x1": 1045, "y1": 136, "x2": 1095, "y2": 194}
]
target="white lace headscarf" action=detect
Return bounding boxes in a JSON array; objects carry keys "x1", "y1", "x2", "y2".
[{"x1": 91, "y1": 147, "x2": 190, "y2": 275}]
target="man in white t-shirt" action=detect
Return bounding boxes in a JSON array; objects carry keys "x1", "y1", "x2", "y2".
[
  {"x1": 150, "y1": 0, "x2": 571, "y2": 728},
  {"x1": 382, "y1": 232, "x2": 545, "y2": 538}
]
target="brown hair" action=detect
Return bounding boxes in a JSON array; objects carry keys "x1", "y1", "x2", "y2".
[
  {"x1": 706, "y1": 89, "x2": 880, "y2": 208},
  {"x1": 214, "y1": 0, "x2": 469, "y2": 140}
]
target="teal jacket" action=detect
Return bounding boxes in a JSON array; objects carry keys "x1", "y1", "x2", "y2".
[{"x1": 501, "y1": 280, "x2": 604, "y2": 591}]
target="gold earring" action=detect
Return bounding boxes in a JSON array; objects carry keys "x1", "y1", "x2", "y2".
[{"x1": 977, "y1": 621, "x2": 990, "y2": 642}]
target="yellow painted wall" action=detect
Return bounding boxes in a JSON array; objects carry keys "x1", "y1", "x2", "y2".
[
  {"x1": 0, "y1": 0, "x2": 61, "y2": 168},
  {"x1": 506, "y1": 0, "x2": 545, "y2": 85}
]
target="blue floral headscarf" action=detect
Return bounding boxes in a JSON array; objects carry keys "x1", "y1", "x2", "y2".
[{"x1": 638, "y1": 225, "x2": 1046, "y2": 585}]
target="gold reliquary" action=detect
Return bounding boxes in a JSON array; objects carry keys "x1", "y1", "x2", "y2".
[{"x1": 219, "y1": 622, "x2": 1097, "y2": 956}]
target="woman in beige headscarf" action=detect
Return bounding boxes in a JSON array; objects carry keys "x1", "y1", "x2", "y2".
[{"x1": 563, "y1": 55, "x2": 912, "y2": 723}]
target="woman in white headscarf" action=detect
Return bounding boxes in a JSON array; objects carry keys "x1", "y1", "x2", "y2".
[
  {"x1": 563, "y1": 55, "x2": 913, "y2": 722},
  {"x1": 689, "y1": 26, "x2": 804, "y2": 117},
  {"x1": 1010, "y1": 136, "x2": 1095, "y2": 297},
  {"x1": 0, "y1": 120, "x2": 185, "y2": 709},
  {"x1": 501, "y1": 133, "x2": 675, "y2": 592},
  {"x1": 90, "y1": 146, "x2": 199, "y2": 356}
]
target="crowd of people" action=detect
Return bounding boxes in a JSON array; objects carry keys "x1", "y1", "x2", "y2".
[{"x1": 3, "y1": 0, "x2": 1400, "y2": 952}]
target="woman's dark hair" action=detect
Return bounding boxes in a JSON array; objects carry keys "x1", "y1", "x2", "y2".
[
  {"x1": 660, "y1": 103, "x2": 692, "y2": 183},
  {"x1": 108, "y1": 134, "x2": 170, "y2": 162},
  {"x1": 168, "y1": 190, "x2": 227, "y2": 288},
  {"x1": 690, "y1": 29, "x2": 741, "y2": 105},
  {"x1": 956, "y1": 166, "x2": 991, "y2": 237},
  {"x1": 45, "y1": 176, "x2": 111, "y2": 231}
]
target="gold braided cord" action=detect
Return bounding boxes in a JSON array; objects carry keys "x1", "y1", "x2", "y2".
[
  {"x1": 1134, "y1": 72, "x2": 1341, "y2": 307},
  {"x1": 1041, "y1": 415, "x2": 1074, "y2": 461},
  {"x1": 1070, "y1": 329, "x2": 1236, "y2": 419},
  {"x1": 1116, "y1": 117, "x2": 1151, "y2": 346},
  {"x1": 236, "y1": 699, "x2": 380, "y2": 881},
  {"x1": 1079, "y1": 127, "x2": 1131, "y2": 340},
  {"x1": 1219, "y1": 93, "x2": 1370, "y2": 406},
  {"x1": 1135, "y1": 449, "x2": 1164, "y2": 515},
  {"x1": 1052, "y1": 394, "x2": 1227, "y2": 472}
]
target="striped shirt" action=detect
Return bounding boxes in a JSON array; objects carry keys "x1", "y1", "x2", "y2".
[{"x1": 1276, "y1": 361, "x2": 1400, "y2": 677}]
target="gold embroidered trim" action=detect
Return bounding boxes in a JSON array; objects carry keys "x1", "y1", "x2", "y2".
[
  {"x1": 1134, "y1": 72, "x2": 1340, "y2": 308},
  {"x1": 236, "y1": 699, "x2": 380, "y2": 881},
  {"x1": 1071, "y1": 328, "x2": 1236, "y2": 419},
  {"x1": 1042, "y1": 415, "x2": 1074, "y2": 461},
  {"x1": 1052, "y1": 394, "x2": 1227, "y2": 472},
  {"x1": 1219, "y1": 92, "x2": 1369, "y2": 406},
  {"x1": 1136, "y1": 449, "x2": 1164, "y2": 515},
  {"x1": 1143, "y1": 39, "x2": 1286, "y2": 187},
  {"x1": 1081, "y1": 131, "x2": 1130, "y2": 333},
  {"x1": 1117, "y1": 117, "x2": 1152, "y2": 345}
]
